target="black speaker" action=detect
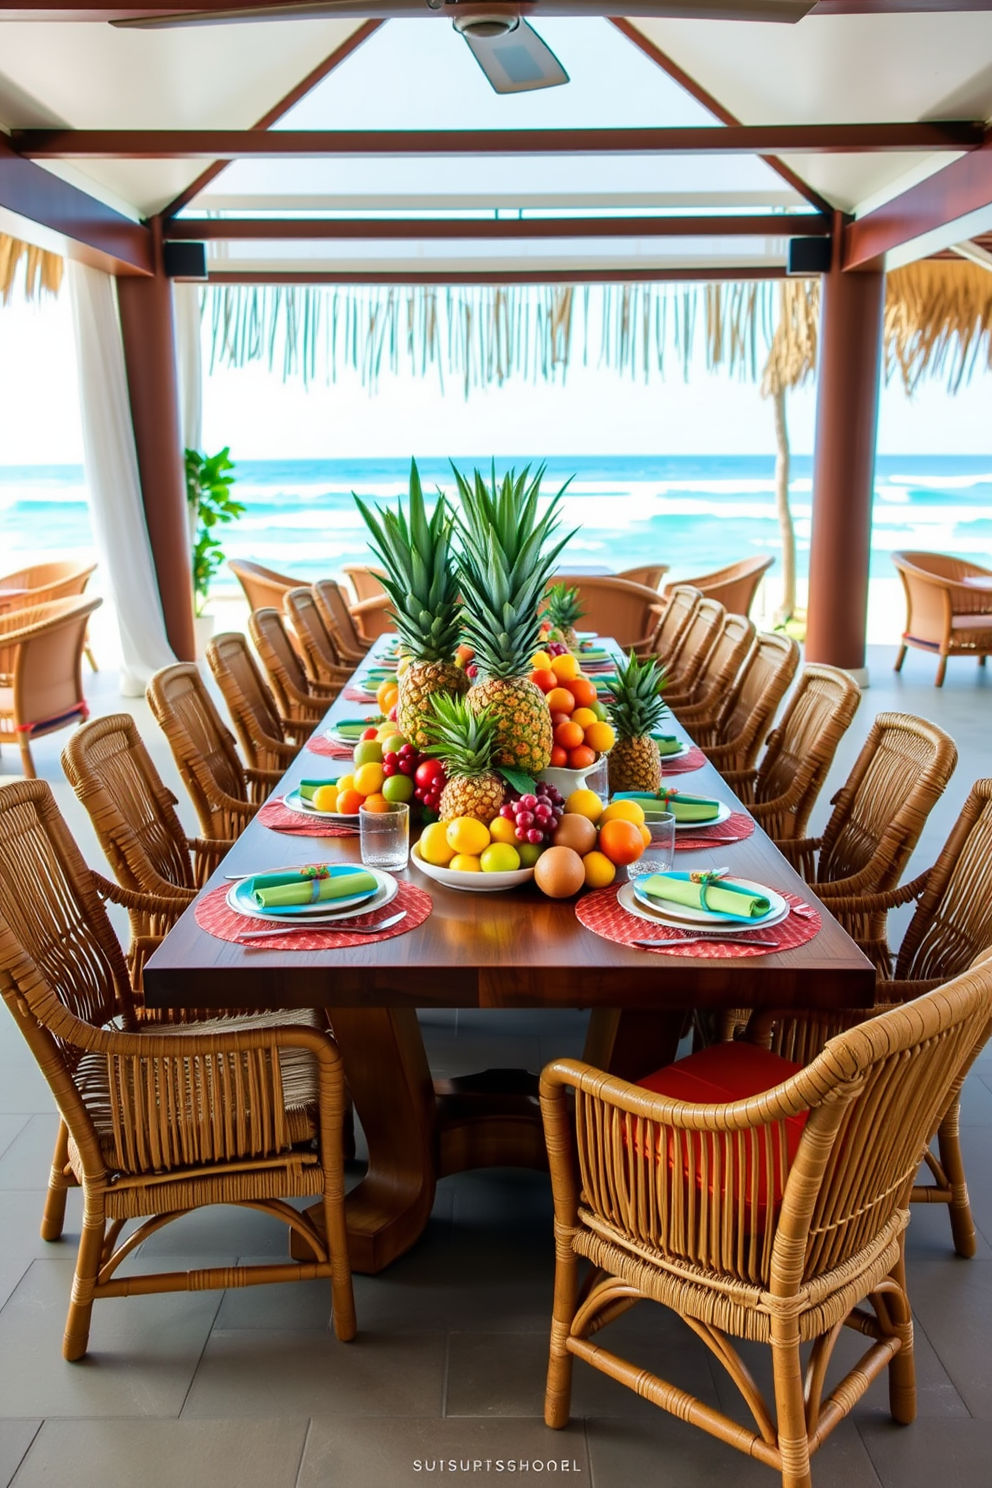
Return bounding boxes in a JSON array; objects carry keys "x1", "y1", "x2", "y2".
[
  {"x1": 163, "y1": 241, "x2": 207, "y2": 281},
  {"x1": 787, "y1": 237, "x2": 833, "y2": 275}
]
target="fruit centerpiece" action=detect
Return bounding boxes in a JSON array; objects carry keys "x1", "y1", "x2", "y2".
[
  {"x1": 605, "y1": 651, "x2": 669, "y2": 794},
  {"x1": 541, "y1": 582, "x2": 585, "y2": 653},
  {"x1": 355, "y1": 460, "x2": 467, "y2": 750},
  {"x1": 527, "y1": 648, "x2": 615, "y2": 772}
]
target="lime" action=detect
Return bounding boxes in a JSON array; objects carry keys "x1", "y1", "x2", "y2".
[
  {"x1": 353, "y1": 739, "x2": 384, "y2": 766},
  {"x1": 382, "y1": 773, "x2": 415, "y2": 803},
  {"x1": 481, "y1": 843, "x2": 521, "y2": 873},
  {"x1": 380, "y1": 733, "x2": 407, "y2": 756},
  {"x1": 517, "y1": 842, "x2": 544, "y2": 868}
]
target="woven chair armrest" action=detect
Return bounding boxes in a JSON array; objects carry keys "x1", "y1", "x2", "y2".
[
  {"x1": 63, "y1": 1015, "x2": 342, "y2": 1064},
  {"x1": 775, "y1": 836, "x2": 821, "y2": 867},
  {"x1": 672, "y1": 697, "x2": 720, "y2": 727},
  {"x1": 814, "y1": 869, "x2": 931, "y2": 915},
  {"x1": 205, "y1": 786, "x2": 259, "y2": 821},
  {"x1": 720, "y1": 767, "x2": 758, "y2": 788},
  {"x1": 702, "y1": 738, "x2": 740, "y2": 766},
  {"x1": 261, "y1": 735, "x2": 300, "y2": 764},
  {"x1": 187, "y1": 834, "x2": 234, "y2": 858},
  {"x1": 91, "y1": 871, "x2": 194, "y2": 916},
  {"x1": 246, "y1": 766, "x2": 284, "y2": 789}
]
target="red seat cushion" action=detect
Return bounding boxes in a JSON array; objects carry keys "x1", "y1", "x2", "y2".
[{"x1": 632, "y1": 1043, "x2": 808, "y2": 1216}]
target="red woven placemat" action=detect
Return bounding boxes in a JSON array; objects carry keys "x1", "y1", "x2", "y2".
[
  {"x1": 575, "y1": 883, "x2": 820, "y2": 959},
  {"x1": 257, "y1": 800, "x2": 357, "y2": 838},
  {"x1": 305, "y1": 734, "x2": 354, "y2": 759},
  {"x1": 673, "y1": 811, "x2": 755, "y2": 851},
  {"x1": 343, "y1": 686, "x2": 377, "y2": 703},
  {"x1": 196, "y1": 879, "x2": 431, "y2": 950},
  {"x1": 661, "y1": 744, "x2": 707, "y2": 776}
]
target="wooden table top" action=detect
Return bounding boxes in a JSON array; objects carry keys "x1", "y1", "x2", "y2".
[{"x1": 143, "y1": 639, "x2": 875, "y2": 1014}]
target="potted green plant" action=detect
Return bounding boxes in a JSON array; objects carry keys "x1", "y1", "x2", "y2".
[{"x1": 185, "y1": 446, "x2": 245, "y2": 655}]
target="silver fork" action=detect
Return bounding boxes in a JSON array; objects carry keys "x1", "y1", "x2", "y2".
[
  {"x1": 239, "y1": 910, "x2": 407, "y2": 941},
  {"x1": 633, "y1": 935, "x2": 780, "y2": 950}
]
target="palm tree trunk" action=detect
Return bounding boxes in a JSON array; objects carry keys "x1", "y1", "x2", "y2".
[{"x1": 773, "y1": 387, "x2": 796, "y2": 625}]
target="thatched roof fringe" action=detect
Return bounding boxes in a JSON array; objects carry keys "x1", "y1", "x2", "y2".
[
  {"x1": 0, "y1": 233, "x2": 63, "y2": 305},
  {"x1": 884, "y1": 260, "x2": 992, "y2": 393}
]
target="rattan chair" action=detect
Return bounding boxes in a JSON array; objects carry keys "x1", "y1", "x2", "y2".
[
  {"x1": 892, "y1": 550, "x2": 992, "y2": 686},
  {"x1": 342, "y1": 563, "x2": 387, "y2": 603},
  {"x1": 249, "y1": 608, "x2": 338, "y2": 733},
  {"x1": 665, "y1": 613, "x2": 756, "y2": 723},
  {"x1": 540, "y1": 961, "x2": 992, "y2": 1488},
  {"x1": 0, "y1": 596, "x2": 102, "y2": 778},
  {"x1": 632, "y1": 584, "x2": 700, "y2": 660},
  {"x1": 284, "y1": 587, "x2": 353, "y2": 690},
  {"x1": 0, "y1": 560, "x2": 99, "y2": 669},
  {"x1": 0, "y1": 778, "x2": 355, "y2": 1360},
  {"x1": 147, "y1": 664, "x2": 271, "y2": 844},
  {"x1": 228, "y1": 558, "x2": 304, "y2": 615},
  {"x1": 662, "y1": 554, "x2": 774, "y2": 619},
  {"x1": 550, "y1": 576, "x2": 669, "y2": 650},
  {"x1": 207, "y1": 631, "x2": 308, "y2": 773},
  {"x1": 615, "y1": 564, "x2": 667, "y2": 590},
  {"x1": 723, "y1": 665, "x2": 862, "y2": 846},
  {"x1": 312, "y1": 579, "x2": 370, "y2": 664},
  {"x1": 697, "y1": 632, "x2": 800, "y2": 773},
  {"x1": 748, "y1": 782, "x2": 992, "y2": 1258},
  {"x1": 781, "y1": 712, "x2": 958, "y2": 969},
  {"x1": 661, "y1": 596, "x2": 725, "y2": 696}
]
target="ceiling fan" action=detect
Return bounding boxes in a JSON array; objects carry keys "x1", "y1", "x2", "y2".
[{"x1": 113, "y1": 1, "x2": 815, "y2": 96}]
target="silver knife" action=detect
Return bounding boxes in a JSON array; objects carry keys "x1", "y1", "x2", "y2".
[
  {"x1": 239, "y1": 910, "x2": 407, "y2": 941},
  {"x1": 632, "y1": 936, "x2": 780, "y2": 950}
]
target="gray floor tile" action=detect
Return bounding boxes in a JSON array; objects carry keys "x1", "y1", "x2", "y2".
[
  {"x1": 0, "y1": 1258, "x2": 221, "y2": 1418},
  {"x1": 0, "y1": 1256, "x2": 32, "y2": 1312},
  {"x1": 0, "y1": 1117, "x2": 60, "y2": 1191},
  {"x1": 958, "y1": 1073, "x2": 992, "y2": 1126},
  {"x1": 298, "y1": 1415, "x2": 588, "y2": 1488},
  {"x1": 0, "y1": 1424, "x2": 39, "y2": 1488},
  {"x1": 587, "y1": 1413, "x2": 881, "y2": 1488},
  {"x1": 904, "y1": 1198, "x2": 992, "y2": 1261},
  {"x1": 905, "y1": 1259, "x2": 992, "y2": 1418},
  {"x1": 0, "y1": 1190, "x2": 82, "y2": 1259},
  {"x1": 0, "y1": 1062, "x2": 52, "y2": 1117},
  {"x1": 182, "y1": 1328, "x2": 447, "y2": 1417},
  {"x1": 858, "y1": 1417, "x2": 992, "y2": 1488},
  {"x1": 0, "y1": 1119, "x2": 28, "y2": 1165},
  {"x1": 9, "y1": 1418, "x2": 309, "y2": 1488}
]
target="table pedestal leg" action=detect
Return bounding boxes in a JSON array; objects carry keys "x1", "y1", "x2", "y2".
[{"x1": 584, "y1": 1008, "x2": 686, "y2": 1082}]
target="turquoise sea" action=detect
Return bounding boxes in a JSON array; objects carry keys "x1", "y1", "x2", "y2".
[{"x1": 2, "y1": 455, "x2": 990, "y2": 593}]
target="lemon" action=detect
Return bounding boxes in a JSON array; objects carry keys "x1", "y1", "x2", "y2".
[
  {"x1": 481, "y1": 842, "x2": 521, "y2": 873},
  {"x1": 600, "y1": 799, "x2": 646, "y2": 827},
  {"x1": 311, "y1": 785, "x2": 339, "y2": 812},
  {"x1": 488, "y1": 816, "x2": 519, "y2": 846},
  {"x1": 445, "y1": 817, "x2": 491, "y2": 856},
  {"x1": 419, "y1": 822, "x2": 456, "y2": 866},
  {"x1": 450, "y1": 853, "x2": 482, "y2": 873},
  {"x1": 565, "y1": 789, "x2": 604, "y2": 823},
  {"x1": 354, "y1": 761, "x2": 386, "y2": 797},
  {"x1": 531, "y1": 650, "x2": 553, "y2": 671},
  {"x1": 336, "y1": 773, "x2": 355, "y2": 794},
  {"x1": 550, "y1": 653, "x2": 579, "y2": 682},
  {"x1": 582, "y1": 850, "x2": 616, "y2": 889}
]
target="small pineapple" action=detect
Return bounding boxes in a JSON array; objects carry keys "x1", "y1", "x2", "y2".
[
  {"x1": 543, "y1": 583, "x2": 584, "y2": 652},
  {"x1": 453, "y1": 464, "x2": 575, "y2": 775},
  {"x1": 606, "y1": 652, "x2": 669, "y2": 794},
  {"x1": 354, "y1": 461, "x2": 467, "y2": 749},
  {"x1": 421, "y1": 693, "x2": 508, "y2": 824}
]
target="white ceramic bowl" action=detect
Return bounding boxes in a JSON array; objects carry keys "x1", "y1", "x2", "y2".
[
  {"x1": 410, "y1": 840, "x2": 535, "y2": 893},
  {"x1": 538, "y1": 764, "x2": 599, "y2": 799}
]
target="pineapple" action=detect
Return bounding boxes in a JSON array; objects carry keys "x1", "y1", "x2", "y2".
[
  {"x1": 543, "y1": 582, "x2": 584, "y2": 652},
  {"x1": 421, "y1": 693, "x2": 507, "y2": 824},
  {"x1": 354, "y1": 460, "x2": 468, "y2": 749},
  {"x1": 452, "y1": 464, "x2": 575, "y2": 776},
  {"x1": 606, "y1": 651, "x2": 669, "y2": 794}
]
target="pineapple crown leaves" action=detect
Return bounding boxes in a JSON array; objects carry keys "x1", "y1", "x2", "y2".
[
  {"x1": 419, "y1": 691, "x2": 499, "y2": 778},
  {"x1": 607, "y1": 650, "x2": 670, "y2": 740},
  {"x1": 543, "y1": 582, "x2": 584, "y2": 628},
  {"x1": 353, "y1": 459, "x2": 462, "y2": 662}
]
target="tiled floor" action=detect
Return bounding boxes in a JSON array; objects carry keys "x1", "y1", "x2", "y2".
[{"x1": 0, "y1": 640, "x2": 990, "y2": 1488}]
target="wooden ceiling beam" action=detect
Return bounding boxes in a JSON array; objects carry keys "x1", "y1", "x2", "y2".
[
  {"x1": 14, "y1": 123, "x2": 983, "y2": 160},
  {"x1": 199, "y1": 266, "x2": 789, "y2": 286},
  {"x1": 166, "y1": 213, "x2": 829, "y2": 240},
  {"x1": 4, "y1": 2, "x2": 992, "y2": 14}
]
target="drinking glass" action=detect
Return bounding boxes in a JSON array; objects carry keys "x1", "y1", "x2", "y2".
[
  {"x1": 359, "y1": 802, "x2": 409, "y2": 871},
  {"x1": 583, "y1": 754, "x2": 610, "y2": 802},
  {"x1": 637, "y1": 810, "x2": 676, "y2": 876}
]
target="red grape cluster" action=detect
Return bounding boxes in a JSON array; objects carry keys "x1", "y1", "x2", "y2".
[
  {"x1": 499, "y1": 784, "x2": 565, "y2": 846},
  {"x1": 545, "y1": 640, "x2": 569, "y2": 657},
  {"x1": 382, "y1": 742, "x2": 422, "y2": 780},
  {"x1": 413, "y1": 757, "x2": 447, "y2": 813}
]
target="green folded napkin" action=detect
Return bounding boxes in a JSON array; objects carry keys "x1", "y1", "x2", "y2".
[
  {"x1": 592, "y1": 676, "x2": 618, "y2": 692},
  {"x1": 651, "y1": 734, "x2": 683, "y2": 757},
  {"x1": 638, "y1": 872, "x2": 770, "y2": 921},
  {"x1": 579, "y1": 648, "x2": 611, "y2": 662},
  {"x1": 252, "y1": 867, "x2": 377, "y2": 911},
  {"x1": 333, "y1": 717, "x2": 382, "y2": 739},
  {"x1": 299, "y1": 779, "x2": 342, "y2": 803},
  {"x1": 614, "y1": 790, "x2": 720, "y2": 823}
]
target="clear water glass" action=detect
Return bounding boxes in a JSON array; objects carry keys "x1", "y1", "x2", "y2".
[
  {"x1": 583, "y1": 754, "x2": 610, "y2": 802},
  {"x1": 638, "y1": 810, "x2": 676, "y2": 876},
  {"x1": 359, "y1": 802, "x2": 409, "y2": 871}
]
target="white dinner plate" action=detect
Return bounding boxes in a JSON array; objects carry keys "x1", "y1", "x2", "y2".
[
  {"x1": 620, "y1": 876, "x2": 789, "y2": 933},
  {"x1": 656, "y1": 739, "x2": 690, "y2": 762},
  {"x1": 282, "y1": 786, "x2": 358, "y2": 823},
  {"x1": 671, "y1": 800, "x2": 732, "y2": 833},
  {"x1": 226, "y1": 869, "x2": 397, "y2": 925}
]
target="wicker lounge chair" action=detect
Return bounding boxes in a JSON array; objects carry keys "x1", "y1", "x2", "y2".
[
  {"x1": 206, "y1": 631, "x2": 306, "y2": 774},
  {"x1": 549, "y1": 576, "x2": 670, "y2": 650},
  {"x1": 892, "y1": 550, "x2": 992, "y2": 686},
  {"x1": 249, "y1": 608, "x2": 337, "y2": 733},
  {"x1": 632, "y1": 584, "x2": 699, "y2": 661},
  {"x1": 615, "y1": 564, "x2": 667, "y2": 590},
  {"x1": 228, "y1": 558, "x2": 304, "y2": 615},
  {"x1": 665, "y1": 613, "x2": 756, "y2": 723},
  {"x1": 342, "y1": 563, "x2": 388, "y2": 603},
  {"x1": 312, "y1": 579, "x2": 370, "y2": 664},
  {"x1": 0, "y1": 560, "x2": 99, "y2": 669},
  {"x1": 0, "y1": 778, "x2": 355, "y2": 1360},
  {"x1": 662, "y1": 555, "x2": 774, "y2": 619},
  {"x1": 698, "y1": 632, "x2": 800, "y2": 774},
  {"x1": 0, "y1": 596, "x2": 102, "y2": 777},
  {"x1": 284, "y1": 587, "x2": 353, "y2": 690},
  {"x1": 723, "y1": 665, "x2": 862, "y2": 845},
  {"x1": 662, "y1": 597, "x2": 725, "y2": 696},
  {"x1": 539, "y1": 961, "x2": 992, "y2": 1488}
]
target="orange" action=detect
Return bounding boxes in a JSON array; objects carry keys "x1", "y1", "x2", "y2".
[
  {"x1": 582, "y1": 850, "x2": 617, "y2": 889},
  {"x1": 568, "y1": 745, "x2": 597, "y2": 770},
  {"x1": 571, "y1": 706, "x2": 598, "y2": 732},
  {"x1": 546, "y1": 687, "x2": 575, "y2": 716},
  {"x1": 530, "y1": 668, "x2": 557, "y2": 694},
  {"x1": 550, "y1": 653, "x2": 579, "y2": 682},
  {"x1": 553, "y1": 720, "x2": 584, "y2": 751},
  {"x1": 488, "y1": 816, "x2": 519, "y2": 846},
  {"x1": 565, "y1": 789, "x2": 604, "y2": 822},
  {"x1": 336, "y1": 788, "x2": 363, "y2": 814},
  {"x1": 361, "y1": 793, "x2": 391, "y2": 813},
  {"x1": 549, "y1": 745, "x2": 568, "y2": 767},
  {"x1": 583, "y1": 721, "x2": 616, "y2": 753},
  {"x1": 565, "y1": 676, "x2": 597, "y2": 708},
  {"x1": 354, "y1": 761, "x2": 385, "y2": 796},
  {"x1": 600, "y1": 799, "x2": 646, "y2": 827},
  {"x1": 376, "y1": 680, "x2": 399, "y2": 713},
  {"x1": 599, "y1": 818, "x2": 646, "y2": 867}
]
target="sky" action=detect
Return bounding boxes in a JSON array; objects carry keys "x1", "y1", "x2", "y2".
[{"x1": 1, "y1": 285, "x2": 990, "y2": 467}]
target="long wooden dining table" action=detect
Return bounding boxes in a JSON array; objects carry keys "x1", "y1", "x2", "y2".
[{"x1": 144, "y1": 636, "x2": 875, "y2": 1274}]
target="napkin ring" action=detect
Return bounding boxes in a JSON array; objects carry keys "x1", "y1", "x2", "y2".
[
  {"x1": 300, "y1": 863, "x2": 330, "y2": 902},
  {"x1": 658, "y1": 788, "x2": 681, "y2": 809},
  {"x1": 689, "y1": 868, "x2": 724, "y2": 913}
]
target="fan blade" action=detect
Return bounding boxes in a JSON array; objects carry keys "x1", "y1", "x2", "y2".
[
  {"x1": 113, "y1": 2, "x2": 377, "y2": 28},
  {"x1": 462, "y1": 21, "x2": 569, "y2": 95}
]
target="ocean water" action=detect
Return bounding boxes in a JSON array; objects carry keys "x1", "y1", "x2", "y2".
[{"x1": 2, "y1": 455, "x2": 990, "y2": 594}]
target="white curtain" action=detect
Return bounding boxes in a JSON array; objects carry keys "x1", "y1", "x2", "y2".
[
  {"x1": 173, "y1": 282, "x2": 203, "y2": 454},
  {"x1": 68, "y1": 261, "x2": 176, "y2": 696}
]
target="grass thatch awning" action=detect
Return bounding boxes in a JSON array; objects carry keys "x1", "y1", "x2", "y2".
[{"x1": 0, "y1": 234, "x2": 63, "y2": 305}]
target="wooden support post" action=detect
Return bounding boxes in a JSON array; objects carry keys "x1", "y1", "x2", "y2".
[
  {"x1": 117, "y1": 219, "x2": 196, "y2": 661},
  {"x1": 805, "y1": 218, "x2": 885, "y2": 682}
]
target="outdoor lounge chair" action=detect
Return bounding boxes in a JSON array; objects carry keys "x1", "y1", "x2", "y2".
[
  {"x1": 892, "y1": 550, "x2": 992, "y2": 686},
  {"x1": 342, "y1": 563, "x2": 388, "y2": 603},
  {"x1": 228, "y1": 558, "x2": 304, "y2": 615},
  {"x1": 312, "y1": 579, "x2": 371, "y2": 663},
  {"x1": 661, "y1": 554, "x2": 774, "y2": 618},
  {"x1": 660, "y1": 597, "x2": 726, "y2": 696},
  {"x1": 552, "y1": 575, "x2": 672, "y2": 650},
  {"x1": 632, "y1": 584, "x2": 699, "y2": 661},
  {"x1": 664, "y1": 612, "x2": 756, "y2": 723},
  {"x1": 249, "y1": 607, "x2": 338, "y2": 732},
  {"x1": 0, "y1": 560, "x2": 99, "y2": 669},
  {"x1": 697, "y1": 631, "x2": 800, "y2": 774},
  {"x1": 0, "y1": 595, "x2": 102, "y2": 777},
  {"x1": 207, "y1": 631, "x2": 307, "y2": 770},
  {"x1": 0, "y1": 778, "x2": 355, "y2": 1360},
  {"x1": 615, "y1": 564, "x2": 667, "y2": 590},
  {"x1": 284, "y1": 586, "x2": 354, "y2": 690},
  {"x1": 539, "y1": 961, "x2": 992, "y2": 1488}
]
